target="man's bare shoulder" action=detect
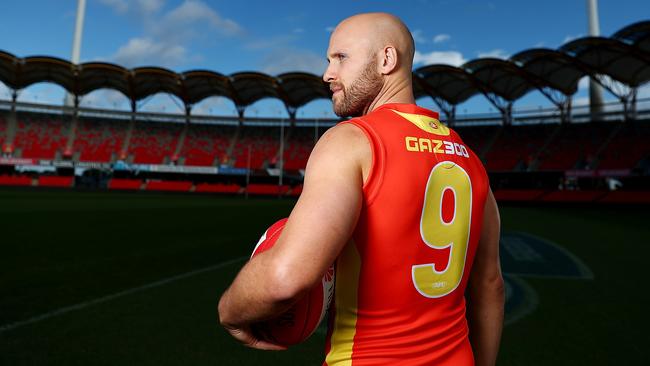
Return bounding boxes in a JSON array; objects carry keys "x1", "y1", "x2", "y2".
[
  {"x1": 319, "y1": 121, "x2": 368, "y2": 146},
  {"x1": 307, "y1": 122, "x2": 371, "y2": 177}
]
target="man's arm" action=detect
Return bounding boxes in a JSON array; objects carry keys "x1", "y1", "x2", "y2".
[
  {"x1": 218, "y1": 123, "x2": 370, "y2": 349},
  {"x1": 467, "y1": 189, "x2": 505, "y2": 366}
]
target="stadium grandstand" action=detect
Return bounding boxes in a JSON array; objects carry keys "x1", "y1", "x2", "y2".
[{"x1": 0, "y1": 20, "x2": 648, "y2": 203}]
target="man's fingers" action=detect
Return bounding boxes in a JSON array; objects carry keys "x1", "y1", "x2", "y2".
[
  {"x1": 244, "y1": 339, "x2": 287, "y2": 351},
  {"x1": 225, "y1": 325, "x2": 287, "y2": 351}
]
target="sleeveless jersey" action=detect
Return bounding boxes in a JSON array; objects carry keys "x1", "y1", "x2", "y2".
[{"x1": 323, "y1": 103, "x2": 489, "y2": 366}]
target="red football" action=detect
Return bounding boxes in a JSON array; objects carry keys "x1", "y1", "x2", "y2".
[{"x1": 250, "y1": 218, "x2": 335, "y2": 346}]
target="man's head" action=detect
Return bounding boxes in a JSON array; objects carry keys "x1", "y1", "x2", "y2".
[{"x1": 323, "y1": 13, "x2": 415, "y2": 117}]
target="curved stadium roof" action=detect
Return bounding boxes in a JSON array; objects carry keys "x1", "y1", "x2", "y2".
[{"x1": 0, "y1": 20, "x2": 648, "y2": 121}]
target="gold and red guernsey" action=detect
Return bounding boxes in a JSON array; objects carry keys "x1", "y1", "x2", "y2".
[{"x1": 324, "y1": 103, "x2": 489, "y2": 366}]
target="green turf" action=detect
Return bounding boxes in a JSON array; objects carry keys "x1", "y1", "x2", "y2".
[{"x1": 0, "y1": 189, "x2": 648, "y2": 365}]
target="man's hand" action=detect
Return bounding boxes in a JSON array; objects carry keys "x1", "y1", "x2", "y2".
[{"x1": 221, "y1": 323, "x2": 287, "y2": 351}]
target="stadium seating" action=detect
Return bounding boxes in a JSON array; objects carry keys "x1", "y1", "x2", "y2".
[
  {"x1": 145, "y1": 180, "x2": 193, "y2": 192},
  {"x1": 1, "y1": 109, "x2": 647, "y2": 179},
  {"x1": 194, "y1": 182, "x2": 241, "y2": 193},
  {"x1": 13, "y1": 113, "x2": 69, "y2": 159},
  {"x1": 246, "y1": 183, "x2": 290, "y2": 195},
  {"x1": 0, "y1": 114, "x2": 7, "y2": 151},
  {"x1": 540, "y1": 190, "x2": 607, "y2": 202},
  {"x1": 536, "y1": 122, "x2": 613, "y2": 171},
  {"x1": 0, "y1": 174, "x2": 32, "y2": 186},
  {"x1": 597, "y1": 121, "x2": 650, "y2": 170},
  {"x1": 283, "y1": 127, "x2": 316, "y2": 170},
  {"x1": 231, "y1": 126, "x2": 282, "y2": 169},
  {"x1": 484, "y1": 124, "x2": 558, "y2": 171},
  {"x1": 599, "y1": 190, "x2": 650, "y2": 204},
  {"x1": 454, "y1": 125, "x2": 500, "y2": 161},
  {"x1": 38, "y1": 175, "x2": 74, "y2": 187},
  {"x1": 108, "y1": 178, "x2": 142, "y2": 190},
  {"x1": 179, "y1": 123, "x2": 235, "y2": 166},
  {"x1": 493, "y1": 189, "x2": 547, "y2": 202},
  {"x1": 73, "y1": 117, "x2": 128, "y2": 162},
  {"x1": 128, "y1": 121, "x2": 183, "y2": 164},
  {"x1": 289, "y1": 184, "x2": 303, "y2": 196}
]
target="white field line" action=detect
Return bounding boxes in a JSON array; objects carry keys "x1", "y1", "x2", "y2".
[{"x1": 0, "y1": 256, "x2": 247, "y2": 334}]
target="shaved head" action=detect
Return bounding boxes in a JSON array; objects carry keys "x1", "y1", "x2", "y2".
[
  {"x1": 324, "y1": 13, "x2": 416, "y2": 117},
  {"x1": 334, "y1": 13, "x2": 415, "y2": 71}
]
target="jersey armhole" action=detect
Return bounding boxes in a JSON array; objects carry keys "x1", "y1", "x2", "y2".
[{"x1": 340, "y1": 119, "x2": 384, "y2": 206}]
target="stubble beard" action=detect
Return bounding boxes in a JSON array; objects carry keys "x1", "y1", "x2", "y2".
[{"x1": 332, "y1": 59, "x2": 383, "y2": 118}]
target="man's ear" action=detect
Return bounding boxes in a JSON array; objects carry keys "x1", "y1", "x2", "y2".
[{"x1": 380, "y1": 46, "x2": 398, "y2": 75}]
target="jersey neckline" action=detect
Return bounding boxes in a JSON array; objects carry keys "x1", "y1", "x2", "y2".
[{"x1": 372, "y1": 103, "x2": 440, "y2": 120}]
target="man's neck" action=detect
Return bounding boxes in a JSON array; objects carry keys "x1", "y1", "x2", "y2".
[{"x1": 364, "y1": 77, "x2": 415, "y2": 115}]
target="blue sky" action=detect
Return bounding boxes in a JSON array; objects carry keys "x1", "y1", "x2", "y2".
[{"x1": 0, "y1": 0, "x2": 648, "y2": 118}]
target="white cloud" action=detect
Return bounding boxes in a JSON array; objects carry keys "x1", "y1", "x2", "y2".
[
  {"x1": 136, "y1": 0, "x2": 165, "y2": 15},
  {"x1": 432, "y1": 34, "x2": 450, "y2": 44},
  {"x1": 105, "y1": 0, "x2": 242, "y2": 68},
  {"x1": 193, "y1": 96, "x2": 236, "y2": 115},
  {"x1": 638, "y1": 82, "x2": 650, "y2": 99},
  {"x1": 113, "y1": 37, "x2": 188, "y2": 68},
  {"x1": 79, "y1": 88, "x2": 130, "y2": 109},
  {"x1": 413, "y1": 50, "x2": 466, "y2": 66},
  {"x1": 100, "y1": 0, "x2": 164, "y2": 15},
  {"x1": 325, "y1": 26, "x2": 335, "y2": 33},
  {"x1": 477, "y1": 49, "x2": 509, "y2": 59},
  {"x1": 138, "y1": 93, "x2": 184, "y2": 113},
  {"x1": 573, "y1": 96, "x2": 590, "y2": 106},
  {"x1": 155, "y1": 0, "x2": 241, "y2": 40},
  {"x1": 412, "y1": 30, "x2": 428, "y2": 44},
  {"x1": 261, "y1": 48, "x2": 327, "y2": 75},
  {"x1": 99, "y1": 0, "x2": 128, "y2": 14},
  {"x1": 578, "y1": 76, "x2": 590, "y2": 91}
]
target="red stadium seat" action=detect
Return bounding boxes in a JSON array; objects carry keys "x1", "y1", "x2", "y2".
[
  {"x1": 108, "y1": 178, "x2": 142, "y2": 190},
  {"x1": 484, "y1": 124, "x2": 557, "y2": 171},
  {"x1": 536, "y1": 122, "x2": 613, "y2": 171},
  {"x1": 194, "y1": 183, "x2": 241, "y2": 193},
  {"x1": 0, "y1": 175, "x2": 33, "y2": 186},
  {"x1": 38, "y1": 176, "x2": 73, "y2": 188},
  {"x1": 145, "y1": 180, "x2": 193, "y2": 192},
  {"x1": 540, "y1": 190, "x2": 607, "y2": 202},
  {"x1": 283, "y1": 127, "x2": 316, "y2": 170},
  {"x1": 231, "y1": 126, "x2": 282, "y2": 169},
  {"x1": 74, "y1": 117, "x2": 128, "y2": 162},
  {"x1": 13, "y1": 113, "x2": 69, "y2": 159},
  {"x1": 597, "y1": 121, "x2": 650, "y2": 170},
  {"x1": 128, "y1": 121, "x2": 183, "y2": 164},
  {"x1": 289, "y1": 184, "x2": 303, "y2": 196},
  {"x1": 598, "y1": 191, "x2": 650, "y2": 204},
  {"x1": 246, "y1": 184, "x2": 290, "y2": 195},
  {"x1": 180, "y1": 124, "x2": 235, "y2": 167},
  {"x1": 493, "y1": 189, "x2": 546, "y2": 202}
]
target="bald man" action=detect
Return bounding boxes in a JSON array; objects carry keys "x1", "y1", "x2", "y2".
[{"x1": 219, "y1": 13, "x2": 504, "y2": 366}]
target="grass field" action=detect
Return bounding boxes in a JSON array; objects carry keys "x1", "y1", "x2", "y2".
[{"x1": 0, "y1": 189, "x2": 648, "y2": 365}]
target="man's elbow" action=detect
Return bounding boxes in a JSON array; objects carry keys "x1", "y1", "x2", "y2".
[
  {"x1": 490, "y1": 275, "x2": 505, "y2": 303},
  {"x1": 470, "y1": 272, "x2": 505, "y2": 304},
  {"x1": 218, "y1": 292, "x2": 236, "y2": 328},
  {"x1": 267, "y1": 263, "x2": 313, "y2": 305}
]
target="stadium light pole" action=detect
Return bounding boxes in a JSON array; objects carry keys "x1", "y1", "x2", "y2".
[
  {"x1": 65, "y1": 0, "x2": 86, "y2": 107},
  {"x1": 587, "y1": 0, "x2": 604, "y2": 120}
]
